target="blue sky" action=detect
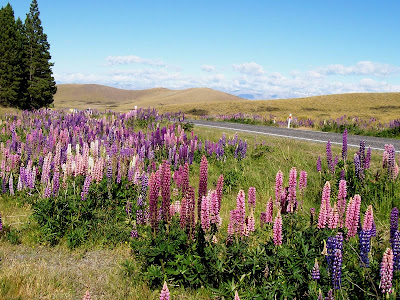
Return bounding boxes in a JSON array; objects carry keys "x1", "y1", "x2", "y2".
[{"x1": 4, "y1": 0, "x2": 400, "y2": 99}]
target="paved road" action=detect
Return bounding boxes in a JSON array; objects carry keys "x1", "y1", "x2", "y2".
[{"x1": 190, "y1": 119, "x2": 400, "y2": 153}]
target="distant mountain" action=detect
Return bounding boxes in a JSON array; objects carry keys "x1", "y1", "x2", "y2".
[{"x1": 54, "y1": 84, "x2": 244, "y2": 111}]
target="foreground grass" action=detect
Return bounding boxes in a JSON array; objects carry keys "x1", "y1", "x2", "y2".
[{"x1": 0, "y1": 125, "x2": 386, "y2": 299}]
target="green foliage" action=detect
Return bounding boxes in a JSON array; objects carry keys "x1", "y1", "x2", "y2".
[{"x1": 31, "y1": 177, "x2": 135, "y2": 248}]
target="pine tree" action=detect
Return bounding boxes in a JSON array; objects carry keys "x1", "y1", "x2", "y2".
[
  {"x1": 24, "y1": 0, "x2": 56, "y2": 109},
  {"x1": 15, "y1": 17, "x2": 29, "y2": 109},
  {"x1": 0, "y1": 4, "x2": 24, "y2": 107}
]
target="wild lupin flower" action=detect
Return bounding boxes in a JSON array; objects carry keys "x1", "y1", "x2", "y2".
[
  {"x1": 393, "y1": 231, "x2": 400, "y2": 271},
  {"x1": 363, "y1": 205, "x2": 374, "y2": 232},
  {"x1": 130, "y1": 222, "x2": 138, "y2": 238},
  {"x1": 82, "y1": 290, "x2": 91, "y2": 300},
  {"x1": 273, "y1": 211, "x2": 282, "y2": 246},
  {"x1": 216, "y1": 174, "x2": 224, "y2": 208},
  {"x1": 342, "y1": 128, "x2": 348, "y2": 161},
  {"x1": 332, "y1": 249, "x2": 342, "y2": 290},
  {"x1": 248, "y1": 210, "x2": 255, "y2": 232},
  {"x1": 318, "y1": 182, "x2": 331, "y2": 228},
  {"x1": 316, "y1": 156, "x2": 322, "y2": 172},
  {"x1": 390, "y1": 207, "x2": 398, "y2": 246},
  {"x1": 365, "y1": 147, "x2": 371, "y2": 169},
  {"x1": 311, "y1": 258, "x2": 320, "y2": 280},
  {"x1": 248, "y1": 187, "x2": 256, "y2": 211},
  {"x1": 325, "y1": 289, "x2": 334, "y2": 300},
  {"x1": 8, "y1": 173, "x2": 14, "y2": 196},
  {"x1": 354, "y1": 153, "x2": 364, "y2": 180},
  {"x1": 337, "y1": 179, "x2": 347, "y2": 227},
  {"x1": 326, "y1": 141, "x2": 333, "y2": 172},
  {"x1": 160, "y1": 160, "x2": 171, "y2": 223},
  {"x1": 298, "y1": 170, "x2": 307, "y2": 193},
  {"x1": 326, "y1": 236, "x2": 337, "y2": 271},
  {"x1": 201, "y1": 195, "x2": 210, "y2": 232},
  {"x1": 160, "y1": 281, "x2": 170, "y2": 300},
  {"x1": 359, "y1": 230, "x2": 372, "y2": 267},
  {"x1": 198, "y1": 155, "x2": 208, "y2": 219},
  {"x1": 52, "y1": 171, "x2": 60, "y2": 196},
  {"x1": 287, "y1": 167, "x2": 297, "y2": 213},
  {"x1": 81, "y1": 175, "x2": 92, "y2": 201},
  {"x1": 234, "y1": 291, "x2": 241, "y2": 300},
  {"x1": 266, "y1": 198, "x2": 273, "y2": 223},
  {"x1": 43, "y1": 181, "x2": 51, "y2": 198},
  {"x1": 328, "y1": 203, "x2": 339, "y2": 229},
  {"x1": 149, "y1": 171, "x2": 161, "y2": 231},
  {"x1": 210, "y1": 190, "x2": 221, "y2": 226},
  {"x1": 345, "y1": 195, "x2": 361, "y2": 239},
  {"x1": 380, "y1": 248, "x2": 394, "y2": 294},
  {"x1": 336, "y1": 232, "x2": 343, "y2": 251},
  {"x1": 0, "y1": 212, "x2": 2, "y2": 231},
  {"x1": 275, "y1": 170, "x2": 283, "y2": 205}
]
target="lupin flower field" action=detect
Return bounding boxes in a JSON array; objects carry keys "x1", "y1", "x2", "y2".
[{"x1": 1, "y1": 108, "x2": 400, "y2": 299}]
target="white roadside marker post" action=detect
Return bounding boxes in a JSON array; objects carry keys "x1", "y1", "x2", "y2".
[{"x1": 288, "y1": 113, "x2": 292, "y2": 129}]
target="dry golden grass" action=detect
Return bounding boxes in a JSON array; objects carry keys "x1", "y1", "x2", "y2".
[
  {"x1": 54, "y1": 84, "x2": 243, "y2": 111},
  {"x1": 160, "y1": 92, "x2": 400, "y2": 123},
  {"x1": 54, "y1": 84, "x2": 400, "y2": 123},
  {"x1": 0, "y1": 244, "x2": 211, "y2": 299}
]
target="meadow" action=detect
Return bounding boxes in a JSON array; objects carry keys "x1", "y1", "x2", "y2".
[{"x1": 0, "y1": 108, "x2": 399, "y2": 299}]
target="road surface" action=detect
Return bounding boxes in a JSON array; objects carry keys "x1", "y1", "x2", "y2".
[{"x1": 190, "y1": 119, "x2": 400, "y2": 153}]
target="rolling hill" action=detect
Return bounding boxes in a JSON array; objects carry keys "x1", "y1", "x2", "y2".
[
  {"x1": 54, "y1": 84, "x2": 400, "y2": 122},
  {"x1": 54, "y1": 84, "x2": 244, "y2": 111}
]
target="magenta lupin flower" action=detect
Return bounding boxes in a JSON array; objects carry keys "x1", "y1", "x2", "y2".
[
  {"x1": 201, "y1": 195, "x2": 210, "y2": 232},
  {"x1": 275, "y1": 171, "x2": 283, "y2": 205},
  {"x1": 179, "y1": 197, "x2": 187, "y2": 229},
  {"x1": 346, "y1": 195, "x2": 361, "y2": 239},
  {"x1": 8, "y1": 173, "x2": 14, "y2": 196},
  {"x1": 298, "y1": 170, "x2": 307, "y2": 193},
  {"x1": 210, "y1": 190, "x2": 221, "y2": 226},
  {"x1": 266, "y1": 199, "x2": 273, "y2": 223},
  {"x1": 363, "y1": 205, "x2": 374, "y2": 232},
  {"x1": 380, "y1": 248, "x2": 394, "y2": 294},
  {"x1": 248, "y1": 187, "x2": 256, "y2": 211},
  {"x1": 216, "y1": 174, "x2": 224, "y2": 208},
  {"x1": 0, "y1": 211, "x2": 3, "y2": 231},
  {"x1": 273, "y1": 211, "x2": 283, "y2": 246},
  {"x1": 337, "y1": 179, "x2": 347, "y2": 227},
  {"x1": 160, "y1": 160, "x2": 171, "y2": 223},
  {"x1": 316, "y1": 156, "x2": 322, "y2": 172},
  {"x1": 236, "y1": 190, "x2": 246, "y2": 229},
  {"x1": 248, "y1": 210, "x2": 255, "y2": 232},
  {"x1": 287, "y1": 167, "x2": 297, "y2": 212},
  {"x1": 328, "y1": 203, "x2": 339, "y2": 229},
  {"x1": 160, "y1": 281, "x2": 170, "y2": 300},
  {"x1": 198, "y1": 155, "x2": 208, "y2": 219},
  {"x1": 149, "y1": 171, "x2": 161, "y2": 231},
  {"x1": 82, "y1": 289, "x2": 91, "y2": 300},
  {"x1": 234, "y1": 291, "x2": 241, "y2": 300},
  {"x1": 318, "y1": 182, "x2": 331, "y2": 228},
  {"x1": 181, "y1": 163, "x2": 189, "y2": 196}
]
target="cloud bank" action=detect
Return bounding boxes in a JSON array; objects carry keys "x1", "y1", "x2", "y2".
[{"x1": 55, "y1": 57, "x2": 400, "y2": 99}]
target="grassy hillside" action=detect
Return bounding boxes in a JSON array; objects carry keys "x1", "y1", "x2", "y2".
[
  {"x1": 161, "y1": 92, "x2": 400, "y2": 123},
  {"x1": 54, "y1": 84, "x2": 243, "y2": 111},
  {"x1": 54, "y1": 84, "x2": 400, "y2": 123}
]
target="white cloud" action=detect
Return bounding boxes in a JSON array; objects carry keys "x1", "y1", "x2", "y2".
[
  {"x1": 316, "y1": 61, "x2": 400, "y2": 76},
  {"x1": 233, "y1": 62, "x2": 265, "y2": 76},
  {"x1": 105, "y1": 55, "x2": 166, "y2": 67},
  {"x1": 201, "y1": 65, "x2": 216, "y2": 72},
  {"x1": 55, "y1": 60, "x2": 400, "y2": 100}
]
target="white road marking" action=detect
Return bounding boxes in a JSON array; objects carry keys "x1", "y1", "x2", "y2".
[{"x1": 193, "y1": 123, "x2": 400, "y2": 153}]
